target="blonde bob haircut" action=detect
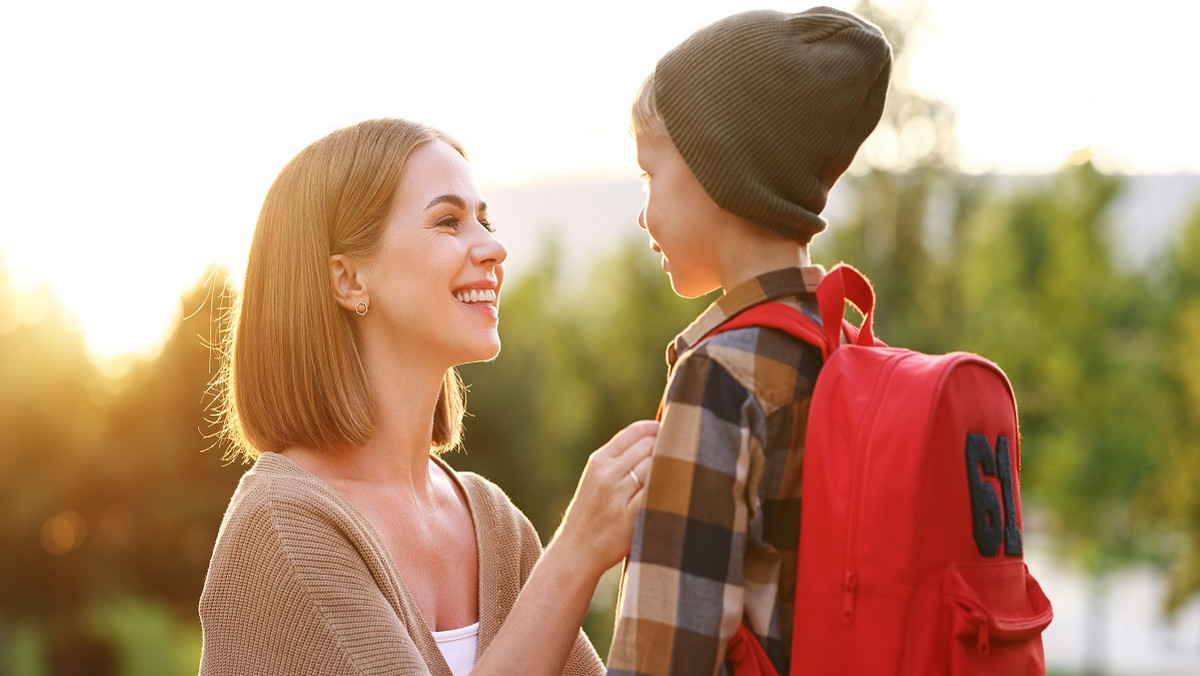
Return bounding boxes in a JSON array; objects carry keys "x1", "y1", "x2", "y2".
[{"x1": 218, "y1": 118, "x2": 467, "y2": 463}]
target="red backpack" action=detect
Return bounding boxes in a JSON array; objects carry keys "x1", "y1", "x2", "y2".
[{"x1": 710, "y1": 264, "x2": 1053, "y2": 675}]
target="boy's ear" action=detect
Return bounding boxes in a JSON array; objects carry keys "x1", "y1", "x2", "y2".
[{"x1": 328, "y1": 254, "x2": 368, "y2": 313}]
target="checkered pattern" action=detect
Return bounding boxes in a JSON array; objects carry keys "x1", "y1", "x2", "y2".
[{"x1": 608, "y1": 266, "x2": 825, "y2": 676}]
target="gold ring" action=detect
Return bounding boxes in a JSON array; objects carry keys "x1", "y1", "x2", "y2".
[{"x1": 628, "y1": 469, "x2": 643, "y2": 489}]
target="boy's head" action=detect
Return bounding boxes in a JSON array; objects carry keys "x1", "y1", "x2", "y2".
[{"x1": 633, "y1": 7, "x2": 892, "y2": 245}]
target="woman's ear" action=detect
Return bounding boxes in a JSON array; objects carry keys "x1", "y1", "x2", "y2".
[{"x1": 329, "y1": 254, "x2": 368, "y2": 314}]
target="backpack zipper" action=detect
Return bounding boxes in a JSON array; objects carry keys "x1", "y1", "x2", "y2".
[
  {"x1": 841, "y1": 351, "x2": 905, "y2": 623},
  {"x1": 842, "y1": 570, "x2": 858, "y2": 622}
]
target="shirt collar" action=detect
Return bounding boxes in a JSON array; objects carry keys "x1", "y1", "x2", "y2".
[{"x1": 666, "y1": 265, "x2": 826, "y2": 367}]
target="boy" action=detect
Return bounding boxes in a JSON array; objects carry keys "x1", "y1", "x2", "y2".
[{"x1": 608, "y1": 7, "x2": 892, "y2": 675}]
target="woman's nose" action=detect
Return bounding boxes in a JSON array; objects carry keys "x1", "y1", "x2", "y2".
[
  {"x1": 474, "y1": 229, "x2": 508, "y2": 267},
  {"x1": 637, "y1": 206, "x2": 648, "y2": 231}
]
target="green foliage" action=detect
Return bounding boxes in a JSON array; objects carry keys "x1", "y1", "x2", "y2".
[
  {"x1": 820, "y1": 21, "x2": 1182, "y2": 573},
  {"x1": 2, "y1": 620, "x2": 49, "y2": 676},
  {"x1": 949, "y1": 165, "x2": 1168, "y2": 568},
  {"x1": 1148, "y1": 202, "x2": 1200, "y2": 613},
  {"x1": 830, "y1": 151, "x2": 1178, "y2": 576},
  {"x1": 85, "y1": 596, "x2": 203, "y2": 676},
  {"x1": 824, "y1": 5, "x2": 1188, "y2": 596},
  {"x1": 0, "y1": 265, "x2": 241, "y2": 674}
]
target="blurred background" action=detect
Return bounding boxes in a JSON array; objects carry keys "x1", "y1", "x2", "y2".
[{"x1": 3, "y1": 0, "x2": 1199, "y2": 674}]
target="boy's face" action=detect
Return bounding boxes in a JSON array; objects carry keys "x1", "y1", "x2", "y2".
[{"x1": 635, "y1": 130, "x2": 725, "y2": 299}]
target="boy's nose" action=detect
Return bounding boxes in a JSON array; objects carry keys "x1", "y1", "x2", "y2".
[{"x1": 637, "y1": 207, "x2": 648, "y2": 231}]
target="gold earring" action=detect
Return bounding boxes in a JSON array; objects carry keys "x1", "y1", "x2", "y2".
[{"x1": 355, "y1": 301, "x2": 368, "y2": 316}]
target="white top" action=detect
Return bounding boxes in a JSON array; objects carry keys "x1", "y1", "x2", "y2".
[{"x1": 431, "y1": 622, "x2": 480, "y2": 676}]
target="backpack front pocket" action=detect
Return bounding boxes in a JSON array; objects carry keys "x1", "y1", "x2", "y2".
[{"x1": 943, "y1": 561, "x2": 1053, "y2": 674}]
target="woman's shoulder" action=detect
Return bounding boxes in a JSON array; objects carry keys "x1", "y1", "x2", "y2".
[
  {"x1": 456, "y1": 471, "x2": 527, "y2": 527},
  {"x1": 235, "y1": 451, "x2": 339, "y2": 504},
  {"x1": 450, "y1": 468, "x2": 508, "y2": 505},
  {"x1": 214, "y1": 452, "x2": 357, "y2": 544},
  {"x1": 437, "y1": 459, "x2": 539, "y2": 541}
]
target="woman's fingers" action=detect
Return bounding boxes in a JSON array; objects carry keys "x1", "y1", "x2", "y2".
[
  {"x1": 629, "y1": 452, "x2": 653, "y2": 498},
  {"x1": 597, "y1": 429, "x2": 656, "y2": 503},
  {"x1": 550, "y1": 420, "x2": 660, "y2": 575},
  {"x1": 601, "y1": 420, "x2": 658, "y2": 459},
  {"x1": 591, "y1": 420, "x2": 657, "y2": 500},
  {"x1": 618, "y1": 436, "x2": 653, "y2": 479}
]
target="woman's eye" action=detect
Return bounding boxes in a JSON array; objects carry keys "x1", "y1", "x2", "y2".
[
  {"x1": 479, "y1": 219, "x2": 496, "y2": 233},
  {"x1": 436, "y1": 216, "x2": 460, "y2": 230}
]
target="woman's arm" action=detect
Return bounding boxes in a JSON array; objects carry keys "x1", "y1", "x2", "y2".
[{"x1": 471, "y1": 420, "x2": 657, "y2": 676}]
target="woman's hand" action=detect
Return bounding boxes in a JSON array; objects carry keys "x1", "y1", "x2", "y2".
[{"x1": 548, "y1": 420, "x2": 657, "y2": 580}]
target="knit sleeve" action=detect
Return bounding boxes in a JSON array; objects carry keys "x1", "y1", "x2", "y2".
[
  {"x1": 462, "y1": 474, "x2": 605, "y2": 676},
  {"x1": 198, "y1": 474, "x2": 431, "y2": 675}
]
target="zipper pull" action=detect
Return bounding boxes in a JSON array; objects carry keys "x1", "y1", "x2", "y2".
[
  {"x1": 842, "y1": 571, "x2": 857, "y2": 623},
  {"x1": 972, "y1": 607, "x2": 991, "y2": 656}
]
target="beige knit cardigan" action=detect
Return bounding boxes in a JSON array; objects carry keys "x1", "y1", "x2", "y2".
[{"x1": 199, "y1": 452, "x2": 604, "y2": 675}]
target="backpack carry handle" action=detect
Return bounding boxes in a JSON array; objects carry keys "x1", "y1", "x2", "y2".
[{"x1": 817, "y1": 264, "x2": 878, "y2": 351}]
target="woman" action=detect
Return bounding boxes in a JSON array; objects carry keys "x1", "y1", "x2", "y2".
[{"x1": 199, "y1": 118, "x2": 656, "y2": 675}]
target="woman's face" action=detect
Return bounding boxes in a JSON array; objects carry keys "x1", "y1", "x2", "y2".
[{"x1": 360, "y1": 139, "x2": 507, "y2": 368}]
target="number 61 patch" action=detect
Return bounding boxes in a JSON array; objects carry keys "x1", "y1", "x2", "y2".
[{"x1": 965, "y1": 433, "x2": 1023, "y2": 557}]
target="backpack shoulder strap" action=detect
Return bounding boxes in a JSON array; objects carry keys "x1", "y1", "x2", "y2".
[
  {"x1": 703, "y1": 302, "x2": 826, "y2": 349},
  {"x1": 815, "y1": 263, "x2": 880, "y2": 351},
  {"x1": 703, "y1": 300, "x2": 860, "y2": 360},
  {"x1": 701, "y1": 263, "x2": 883, "y2": 358},
  {"x1": 696, "y1": 265, "x2": 883, "y2": 675}
]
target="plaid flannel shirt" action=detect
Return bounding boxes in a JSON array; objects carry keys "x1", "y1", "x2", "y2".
[{"x1": 608, "y1": 266, "x2": 826, "y2": 676}]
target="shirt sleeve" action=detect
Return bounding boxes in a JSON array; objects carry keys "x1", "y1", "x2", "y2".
[{"x1": 607, "y1": 351, "x2": 763, "y2": 676}]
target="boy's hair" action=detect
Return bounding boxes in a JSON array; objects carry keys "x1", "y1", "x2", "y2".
[
  {"x1": 217, "y1": 118, "x2": 467, "y2": 463},
  {"x1": 631, "y1": 72, "x2": 665, "y2": 139},
  {"x1": 642, "y1": 7, "x2": 892, "y2": 244}
]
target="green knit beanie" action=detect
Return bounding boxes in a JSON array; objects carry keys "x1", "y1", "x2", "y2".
[{"x1": 654, "y1": 7, "x2": 892, "y2": 243}]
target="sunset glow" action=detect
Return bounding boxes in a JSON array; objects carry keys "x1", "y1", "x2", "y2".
[{"x1": 2, "y1": 0, "x2": 1197, "y2": 363}]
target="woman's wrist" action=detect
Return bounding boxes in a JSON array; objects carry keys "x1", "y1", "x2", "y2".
[{"x1": 540, "y1": 533, "x2": 608, "y2": 594}]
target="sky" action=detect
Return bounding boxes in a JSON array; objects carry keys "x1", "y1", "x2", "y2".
[{"x1": 2, "y1": 0, "x2": 1199, "y2": 366}]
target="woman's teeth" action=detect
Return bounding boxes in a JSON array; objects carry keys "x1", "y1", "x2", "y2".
[{"x1": 455, "y1": 289, "x2": 497, "y2": 304}]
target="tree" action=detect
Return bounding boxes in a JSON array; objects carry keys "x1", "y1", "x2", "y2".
[
  {"x1": 1148, "y1": 201, "x2": 1200, "y2": 613},
  {"x1": 952, "y1": 162, "x2": 1166, "y2": 568},
  {"x1": 93, "y1": 266, "x2": 242, "y2": 612},
  {"x1": 823, "y1": 0, "x2": 964, "y2": 349},
  {"x1": 838, "y1": 1, "x2": 1173, "y2": 592},
  {"x1": 0, "y1": 267, "x2": 119, "y2": 672},
  {"x1": 0, "y1": 264, "x2": 241, "y2": 675}
]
